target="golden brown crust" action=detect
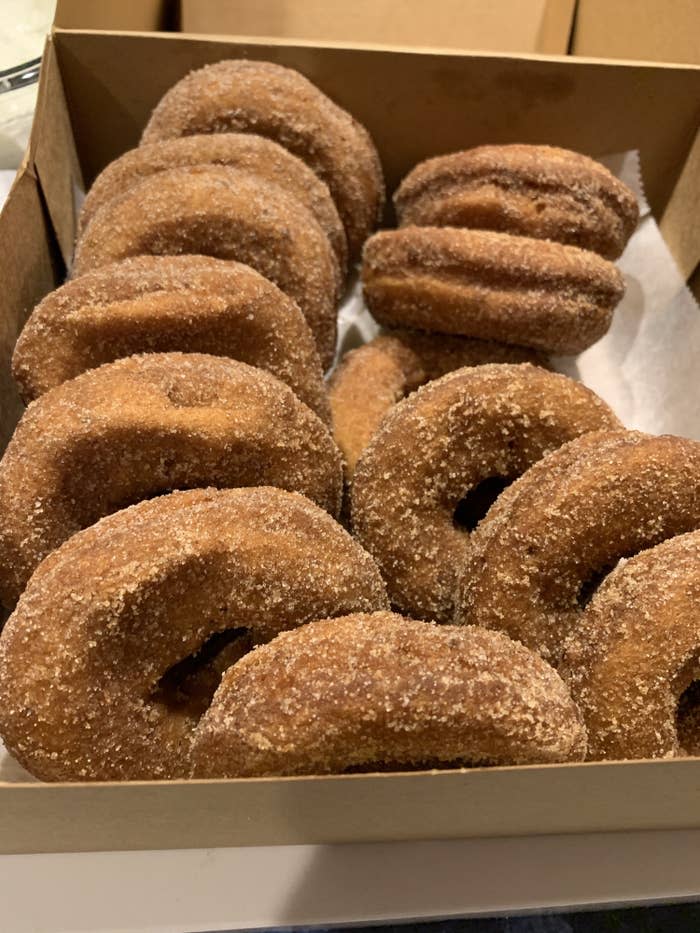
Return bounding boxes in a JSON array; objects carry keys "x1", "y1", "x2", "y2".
[
  {"x1": 0, "y1": 353, "x2": 343, "y2": 606},
  {"x1": 350, "y1": 364, "x2": 620, "y2": 622},
  {"x1": 140, "y1": 59, "x2": 385, "y2": 261},
  {"x1": 457, "y1": 431, "x2": 700, "y2": 666},
  {"x1": 190, "y1": 611, "x2": 586, "y2": 777},
  {"x1": 73, "y1": 165, "x2": 340, "y2": 369},
  {"x1": 79, "y1": 134, "x2": 348, "y2": 273},
  {"x1": 13, "y1": 255, "x2": 331, "y2": 422},
  {"x1": 329, "y1": 329, "x2": 546, "y2": 477},
  {"x1": 394, "y1": 145, "x2": 639, "y2": 259},
  {"x1": 560, "y1": 531, "x2": 700, "y2": 761},
  {"x1": 361, "y1": 227, "x2": 624, "y2": 355},
  {"x1": 0, "y1": 488, "x2": 388, "y2": 781}
]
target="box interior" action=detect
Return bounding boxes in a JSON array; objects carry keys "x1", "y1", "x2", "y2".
[{"x1": 0, "y1": 28, "x2": 700, "y2": 853}]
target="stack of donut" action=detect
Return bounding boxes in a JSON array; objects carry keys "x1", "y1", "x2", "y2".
[{"x1": 0, "y1": 58, "x2": 698, "y2": 783}]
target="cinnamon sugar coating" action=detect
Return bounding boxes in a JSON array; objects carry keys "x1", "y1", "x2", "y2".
[
  {"x1": 13, "y1": 255, "x2": 330, "y2": 422},
  {"x1": 350, "y1": 364, "x2": 619, "y2": 622},
  {"x1": 0, "y1": 488, "x2": 388, "y2": 781},
  {"x1": 73, "y1": 165, "x2": 340, "y2": 368},
  {"x1": 191, "y1": 611, "x2": 586, "y2": 777},
  {"x1": 140, "y1": 59, "x2": 385, "y2": 261},
  {"x1": 560, "y1": 531, "x2": 700, "y2": 761},
  {"x1": 457, "y1": 431, "x2": 700, "y2": 666},
  {"x1": 0, "y1": 353, "x2": 343, "y2": 607},
  {"x1": 395, "y1": 145, "x2": 638, "y2": 259},
  {"x1": 78, "y1": 134, "x2": 348, "y2": 273},
  {"x1": 362, "y1": 226, "x2": 624, "y2": 355},
  {"x1": 329, "y1": 329, "x2": 546, "y2": 477}
]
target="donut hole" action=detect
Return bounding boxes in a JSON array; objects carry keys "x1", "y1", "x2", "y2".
[
  {"x1": 577, "y1": 557, "x2": 629, "y2": 608},
  {"x1": 453, "y1": 476, "x2": 512, "y2": 532},
  {"x1": 677, "y1": 679, "x2": 700, "y2": 756},
  {"x1": 152, "y1": 627, "x2": 252, "y2": 720}
]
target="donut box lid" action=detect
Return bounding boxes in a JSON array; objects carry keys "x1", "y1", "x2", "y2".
[{"x1": 0, "y1": 29, "x2": 699, "y2": 862}]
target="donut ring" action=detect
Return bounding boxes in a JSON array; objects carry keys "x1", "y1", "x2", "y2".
[
  {"x1": 394, "y1": 145, "x2": 639, "y2": 260},
  {"x1": 456, "y1": 430, "x2": 700, "y2": 666},
  {"x1": 329, "y1": 329, "x2": 546, "y2": 477},
  {"x1": 350, "y1": 363, "x2": 620, "y2": 622},
  {"x1": 0, "y1": 352, "x2": 342, "y2": 607},
  {"x1": 362, "y1": 227, "x2": 625, "y2": 355},
  {"x1": 140, "y1": 59, "x2": 384, "y2": 261},
  {"x1": 190, "y1": 611, "x2": 586, "y2": 777},
  {"x1": 0, "y1": 487, "x2": 389, "y2": 781},
  {"x1": 73, "y1": 165, "x2": 340, "y2": 368},
  {"x1": 78, "y1": 134, "x2": 348, "y2": 273},
  {"x1": 13, "y1": 255, "x2": 330, "y2": 423},
  {"x1": 560, "y1": 531, "x2": 700, "y2": 761}
]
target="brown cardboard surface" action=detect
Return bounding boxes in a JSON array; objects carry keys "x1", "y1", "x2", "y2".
[
  {"x1": 53, "y1": 0, "x2": 175, "y2": 31},
  {"x1": 180, "y1": 0, "x2": 576, "y2": 55},
  {"x1": 660, "y1": 129, "x2": 700, "y2": 284},
  {"x1": 2, "y1": 758, "x2": 700, "y2": 854},
  {"x1": 1, "y1": 28, "x2": 699, "y2": 855},
  {"x1": 572, "y1": 0, "x2": 700, "y2": 65}
]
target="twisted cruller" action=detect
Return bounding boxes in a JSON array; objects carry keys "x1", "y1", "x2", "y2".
[{"x1": 0, "y1": 488, "x2": 389, "y2": 781}]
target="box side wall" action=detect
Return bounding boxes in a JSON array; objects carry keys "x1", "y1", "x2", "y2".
[
  {"x1": 180, "y1": 0, "x2": 575, "y2": 54},
  {"x1": 53, "y1": 0, "x2": 176, "y2": 31},
  {"x1": 572, "y1": 0, "x2": 700, "y2": 65}
]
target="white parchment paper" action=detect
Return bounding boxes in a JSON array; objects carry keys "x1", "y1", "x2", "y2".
[{"x1": 1, "y1": 151, "x2": 698, "y2": 784}]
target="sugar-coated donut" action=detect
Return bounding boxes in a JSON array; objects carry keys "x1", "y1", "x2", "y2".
[
  {"x1": 329, "y1": 329, "x2": 546, "y2": 477},
  {"x1": 190, "y1": 611, "x2": 586, "y2": 777},
  {"x1": 13, "y1": 255, "x2": 330, "y2": 422},
  {"x1": 0, "y1": 353, "x2": 342, "y2": 607},
  {"x1": 362, "y1": 227, "x2": 624, "y2": 355},
  {"x1": 78, "y1": 134, "x2": 348, "y2": 273},
  {"x1": 73, "y1": 165, "x2": 340, "y2": 368},
  {"x1": 457, "y1": 431, "x2": 700, "y2": 666},
  {"x1": 560, "y1": 531, "x2": 700, "y2": 760},
  {"x1": 0, "y1": 488, "x2": 388, "y2": 781},
  {"x1": 394, "y1": 145, "x2": 639, "y2": 260},
  {"x1": 350, "y1": 364, "x2": 619, "y2": 622},
  {"x1": 141, "y1": 59, "x2": 384, "y2": 260}
]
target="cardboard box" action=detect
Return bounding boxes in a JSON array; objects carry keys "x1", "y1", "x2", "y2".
[
  {"x1": 180, "y1": 0, "x2": 577, "y2": 55},
  {"x1": 53, "y1": 0, "x2": 177, "y2": 31},
  {"x1": 1, "y1": 28, "x2": 700, "y2": 917},
  {"x1": 572, "y1": 0, "x2": 700, "y2": 66}
]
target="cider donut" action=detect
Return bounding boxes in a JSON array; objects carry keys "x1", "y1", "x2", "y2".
[
  {"x1": 560, "y1": 531, "x2": 700, "y2": 760},
  {"x1": 350, "y1": 364, "x2": 619, "y2": 622},
  {"x1": 0, "y1": 353, "x2": 342, "y2": 607},
  {"x1": 73, "y1": 165, "x2": 340, "y2": 368},
  {"x1": 0, "y1": 487, "x2": 389, "y2": 781},
  {"x1": 190, "y1": 611, "x2": 586, "y2": 777},
  {"x1": 13, "y1": 255, "x2": 330, "y2": 423},
  {"x1": 394, "y1": 145, "x2": 639, "y2": 259},
  {"x1": 362, "y1": 227, "x2": 625, "y2": 355},
  {"x1": 78, "y1": 134, "x2": 348, "y2": 273},
  {"x1": 329, "y1": 329, "x2": 546, "y2": 477},
  {"x1": 457, "y1": 431, "x2": 700, "y2": 666},
  {"x1": 141, "y1": 59, "x2": 385, "y2": 260}
]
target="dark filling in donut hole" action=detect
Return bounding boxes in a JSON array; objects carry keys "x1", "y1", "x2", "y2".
[
  {"x1": 677, "y1": 679, "x2": 700, "y2": 756},
  {"x1": 152, "y1": 627, "x2": 253, "y2": 720},
  {"x1": 453, "y1": 476, "x2": 512, "y2": 532}
]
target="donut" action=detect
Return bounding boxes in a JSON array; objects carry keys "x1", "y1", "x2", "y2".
[
  {"x1": 560, "y1": 531, "x2": 700, "y2": 760},
  {"x1": 329, "y1": 329, "x2": 546, "y2": 477},
  {"x1": 0, "y1": 352, "x2": 342, "y2": 607},
  {"x1": 78, "y1": 134, "x2": 348, "y2": 273},
  {"x1": 0, "y1": 487, "x2": 389, "y2": 781},
  {"x1": 456, "y1": 431, "x2": 700, "y2": 666},
  {"x1": 394, "y1": 145, "x2": 639, "y2": 259},
  {"x1": 73, "y1": 165, "x2": 340, "y2": 368},
  {"x1": 350, "y1": 363, "x2": 620, "y2": 622},
  {"x1": 190, "y1": 611, "x2": 586, "y2": 777},
  {"x1": 13, "y1": 255, "x2": 330, "y2": 423},
  {"x1": 140, "y1": 59, "x2": 385, "y2": 260},
  {"x1": 361, "y1": 227, "x2": 624, "y2": 355}
]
